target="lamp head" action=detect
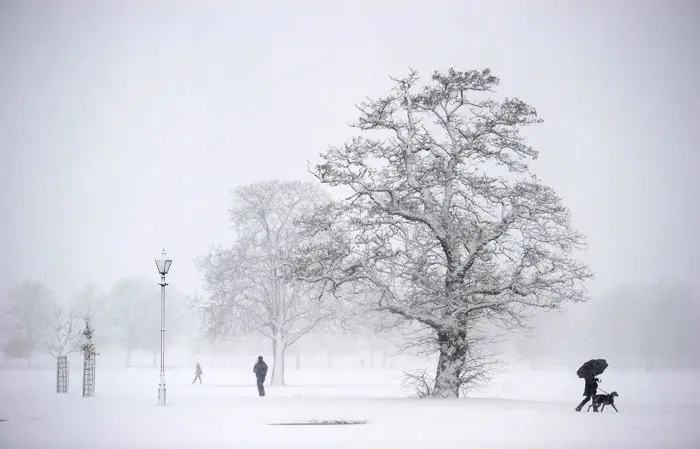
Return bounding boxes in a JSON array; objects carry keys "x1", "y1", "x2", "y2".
[{"x1": 155, "y1": 249, "x2": 172, "y2": 276}]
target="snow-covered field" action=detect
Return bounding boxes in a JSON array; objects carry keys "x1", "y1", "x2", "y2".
[{"x1": 1, "y1": 365, "x2": 699, "y2": 449}]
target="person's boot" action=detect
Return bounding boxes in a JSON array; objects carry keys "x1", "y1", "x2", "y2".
[{"x1": 575, "y1": 406, "x2": 582, "y2": 412}]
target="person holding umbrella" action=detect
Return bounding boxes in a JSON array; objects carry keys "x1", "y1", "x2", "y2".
[{"x1": 575, "y1": 359, "x2": 608, "y2": 412}]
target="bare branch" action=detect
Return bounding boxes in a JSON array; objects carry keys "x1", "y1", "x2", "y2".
[
  {"x1": 199, "y1": 180, "x2": 335, "y2": 353},
  {"x1": 46, "y1": 301, "x2": 82, "y2": 358}
]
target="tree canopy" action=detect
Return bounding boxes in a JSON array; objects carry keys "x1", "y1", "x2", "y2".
[{"x1": 292, "y1": 68, "x2": 593, "y2": 397}]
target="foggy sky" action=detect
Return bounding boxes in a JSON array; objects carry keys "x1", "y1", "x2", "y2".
[{"x1": 1, "y1": 0, "x2": 698, "y2": 300}]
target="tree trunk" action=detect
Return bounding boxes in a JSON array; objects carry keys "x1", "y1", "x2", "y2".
[
  {"x1": 125, "y1": 350, "x2": 132, "y2": 367},
  {"x1": 432, "y1": 328, "x2": 469, "y2": 398},
  {"x1": 270, "y1": 334, "x2": 286, "y2": 386},
  {"x1": 27, "y1": 335, "x2": 34, "y2": 368}
]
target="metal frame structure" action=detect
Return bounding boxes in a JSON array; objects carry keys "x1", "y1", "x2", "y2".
[
  {"x1": 56, "y1": 356, "x2": 69, "y2": 393},
  {"x1": 82, "y1": 353, "x2": 96, "y2": 397}
]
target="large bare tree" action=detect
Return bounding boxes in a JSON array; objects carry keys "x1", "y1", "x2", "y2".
[
  {"x1": 292, "y1": 68, "x2": 593, "y2": 397},
  {"x1": 198, "y1": 180, "x2": 332, "y2": 385}
]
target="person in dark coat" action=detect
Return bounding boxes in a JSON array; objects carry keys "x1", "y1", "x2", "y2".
[
  {"x1": 575, "y1": 376, "x2": 600, "y2": 411},
  {"x1": 253, "y1": 355, "x2": 268, "y2": 397},
  {"x1": 192, "y1": 362, "x2": 203, "y2": 384}
]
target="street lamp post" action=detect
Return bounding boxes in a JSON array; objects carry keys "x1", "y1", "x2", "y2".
[{"x1": 155, "y1": 249, "x2": 172, "y2": 406}]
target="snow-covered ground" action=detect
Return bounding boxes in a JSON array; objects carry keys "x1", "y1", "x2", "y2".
[{"x1": 1, "y1": 365, "x2": 698, "y2": 449}]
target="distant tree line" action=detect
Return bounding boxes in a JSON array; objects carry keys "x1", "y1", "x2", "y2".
[
  {"x1": 511, "y1": 282, "x2": 700, "y2": 371},
  {"x1": 0, "y1": 279, "x2": 198, "y2": 367}
]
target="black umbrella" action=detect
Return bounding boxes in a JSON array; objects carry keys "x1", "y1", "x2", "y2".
[{"x1": 576, "y1": 359, "x2": 608, "y2": 379}]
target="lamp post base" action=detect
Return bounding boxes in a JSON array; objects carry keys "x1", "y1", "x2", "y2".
[{"x1": 158, "y1": 374, "x2": 167, "y2": 406}]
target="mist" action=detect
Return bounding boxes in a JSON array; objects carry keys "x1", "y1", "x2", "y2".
[
  {"x1": 1, "y1": 1, "x2": 699, "y2": 448},
  {"x1": 1, "y1": 1, "x2": 698, "y2": 298}
]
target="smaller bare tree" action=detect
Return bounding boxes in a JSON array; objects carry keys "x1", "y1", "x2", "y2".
[
  {"x1": 45, "y1": 302, "x2": 81, "y2": 394},
  {"x1": 46, "y1": 302, "x2": 82, "y2": 358},
  {"x1": 80, "y1": 317, "x2": 96, "y2": 356},
  {"x1": 199, "y1": 180, "x2": 335, "y2": 385},
  {"x1": 80, "y1": 316, "x2": 97, "y2": 397}
]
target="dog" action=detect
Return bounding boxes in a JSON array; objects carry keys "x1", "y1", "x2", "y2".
[{"x1": 587, "y1": 391, "x2": 619, "y2": 412}]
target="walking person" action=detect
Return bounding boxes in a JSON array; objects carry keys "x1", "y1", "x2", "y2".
[
  {"x1": 575, "y1": 376, "x2": 600, "y2": 412},
  {"x1": 253, "y1": 355, "x2": 268, "y2": 397},
  {"x1": 192, "y1": 362, "x2": 203, "y2": 384},
  {"x1": 575, "y1": 358, "x2": 608, "y2": 412}
]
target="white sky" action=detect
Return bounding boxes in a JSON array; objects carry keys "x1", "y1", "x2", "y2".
[{"x1": 1, "y1": 0, "x2": 698, "y2": 300}]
